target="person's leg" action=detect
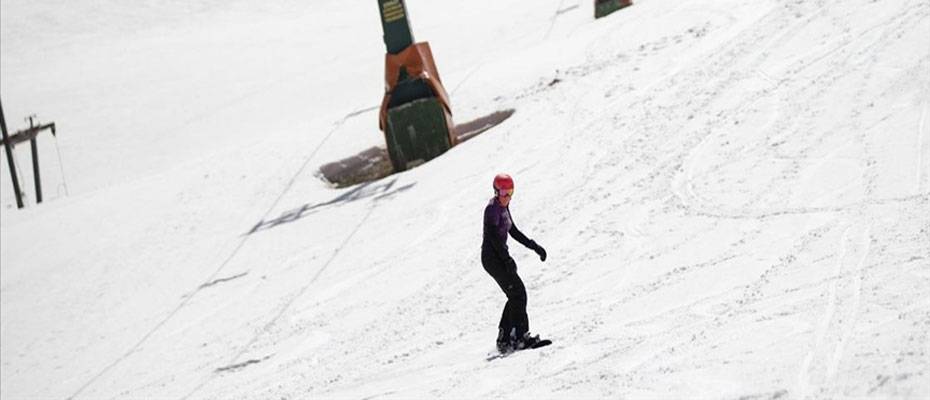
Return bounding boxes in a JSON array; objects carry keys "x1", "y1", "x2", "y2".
[
  {"x1": 493, "y1": 274, "x2": 522, "y2": 345},
  {"x1": 499, "y1": 303, "x2": 511, "y2": 334},
  {"x1": 504, "y1": 272, "x2": 528, "y2": 338},
  {"x1": 483, "y1": 253, "x2": 531, "y2": 348},
  {"x1": 483, "y1": 253, "x2": 515, "y2": 348},
  {"x1": 490, "y1": 268, "x2": 527, "y2": 339}
]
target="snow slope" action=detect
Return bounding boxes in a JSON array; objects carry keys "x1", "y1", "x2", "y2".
[{"x1": 2, "y1": 0, "x2": 929, "y2": 398}]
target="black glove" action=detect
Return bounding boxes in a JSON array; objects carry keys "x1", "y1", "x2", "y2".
[{"x1": 534, "y1": 243, "x2": 547, "y2": 262}]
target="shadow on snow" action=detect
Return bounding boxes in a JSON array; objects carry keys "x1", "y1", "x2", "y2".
[{"x1": 247, "y1": 178, "x2": 416, "y2": 235}]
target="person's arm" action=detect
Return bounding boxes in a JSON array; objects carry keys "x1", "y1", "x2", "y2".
[
  {"x1": 508, "y1": 223, "x2": 535, "y2": 250},
  {"x1": 509, "y1": 215, "x2": 547, "y2": 262}
]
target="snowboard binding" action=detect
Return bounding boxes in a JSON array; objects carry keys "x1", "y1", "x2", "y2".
[{"x1": 496, "y1": 328, "x2": 551, "y2": 354}]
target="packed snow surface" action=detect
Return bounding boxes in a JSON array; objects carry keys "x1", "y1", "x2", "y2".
[{"x1": 2, "y1": 0, "x2": 929, "y2": 398}]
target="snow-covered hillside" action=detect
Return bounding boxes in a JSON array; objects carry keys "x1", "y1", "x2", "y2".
[{"x1": 2, "y1": 0, "x2": 928, "y2": 398}]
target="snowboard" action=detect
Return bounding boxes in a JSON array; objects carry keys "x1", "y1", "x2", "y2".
[{"x1": 486, "y1": 339, "x2": 552, "y2": 361}]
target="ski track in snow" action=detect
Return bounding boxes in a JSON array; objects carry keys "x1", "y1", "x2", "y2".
[
  {"x1": 66, "y1": 112, "x2": 350, "y2": 400},
  {"x1": 796, "y1": 223, "x2": 871, "y2": 397},
  {"x1": 919, "y1": 104, "x2": 928, "y2": 193}
]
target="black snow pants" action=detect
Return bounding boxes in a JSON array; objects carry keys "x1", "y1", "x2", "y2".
[{"x1": 482, "y1": 250, "x2": 528, "y2": 339}]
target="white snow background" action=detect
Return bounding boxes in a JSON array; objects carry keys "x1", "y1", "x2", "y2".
[{"x1": 1, "y1": 0, "x2": 929, "y2": 398}]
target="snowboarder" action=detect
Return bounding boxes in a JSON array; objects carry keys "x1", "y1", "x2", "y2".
[{"x1": 482, "y1": 173, "x2": 548, "y2": 353}]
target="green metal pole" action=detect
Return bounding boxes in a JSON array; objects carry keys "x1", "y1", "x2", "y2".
[
  {"x1": 0, "y1": 99, "x2": 25, "y2": 209},
  {"x1": 377, "y1": 0, "x2": 414, "y2": 54}
]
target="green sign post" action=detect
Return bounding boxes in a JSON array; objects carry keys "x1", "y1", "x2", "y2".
[{"x1": 378, "y1": 0, "x2": 414, "y2": 54}]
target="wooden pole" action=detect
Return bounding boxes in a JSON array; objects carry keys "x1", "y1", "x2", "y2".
[{"x1": 0, "y1": 98, "x2": 25, "y2": 209}]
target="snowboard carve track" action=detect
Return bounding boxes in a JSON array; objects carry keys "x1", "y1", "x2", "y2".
[
  {"x1": 199, "y1": 272, "x2": 249, "y2": 289},
  {"x1": 181, "y1": 204, "x2": 378, "y2": 399},
  {"x1": 796, "y1": 224, "x2": 871, "y2": 396},
  {"x1": 827, "y1": 226, "x2": 869, "y2": 384},
  {"x1": 918, "y1": 104, "x2": 928, "y2": 193}
]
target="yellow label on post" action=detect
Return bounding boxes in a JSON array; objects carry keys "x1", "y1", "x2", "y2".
[{"x1": 382, "y1": 0, "x2": 405, "y2": 22}]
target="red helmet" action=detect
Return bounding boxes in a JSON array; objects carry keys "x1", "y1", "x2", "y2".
[{"x1": 493, "y1": 174, "x2": 514, "y2": 196}]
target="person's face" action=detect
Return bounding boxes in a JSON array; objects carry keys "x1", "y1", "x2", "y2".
[{"x1": 498, "y1": 188, "x2": 513, "y2": 207}]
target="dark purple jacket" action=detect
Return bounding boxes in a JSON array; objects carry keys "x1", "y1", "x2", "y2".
[{"x1": 483, "y1": 197, "x2": 536, "y2": 262}]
